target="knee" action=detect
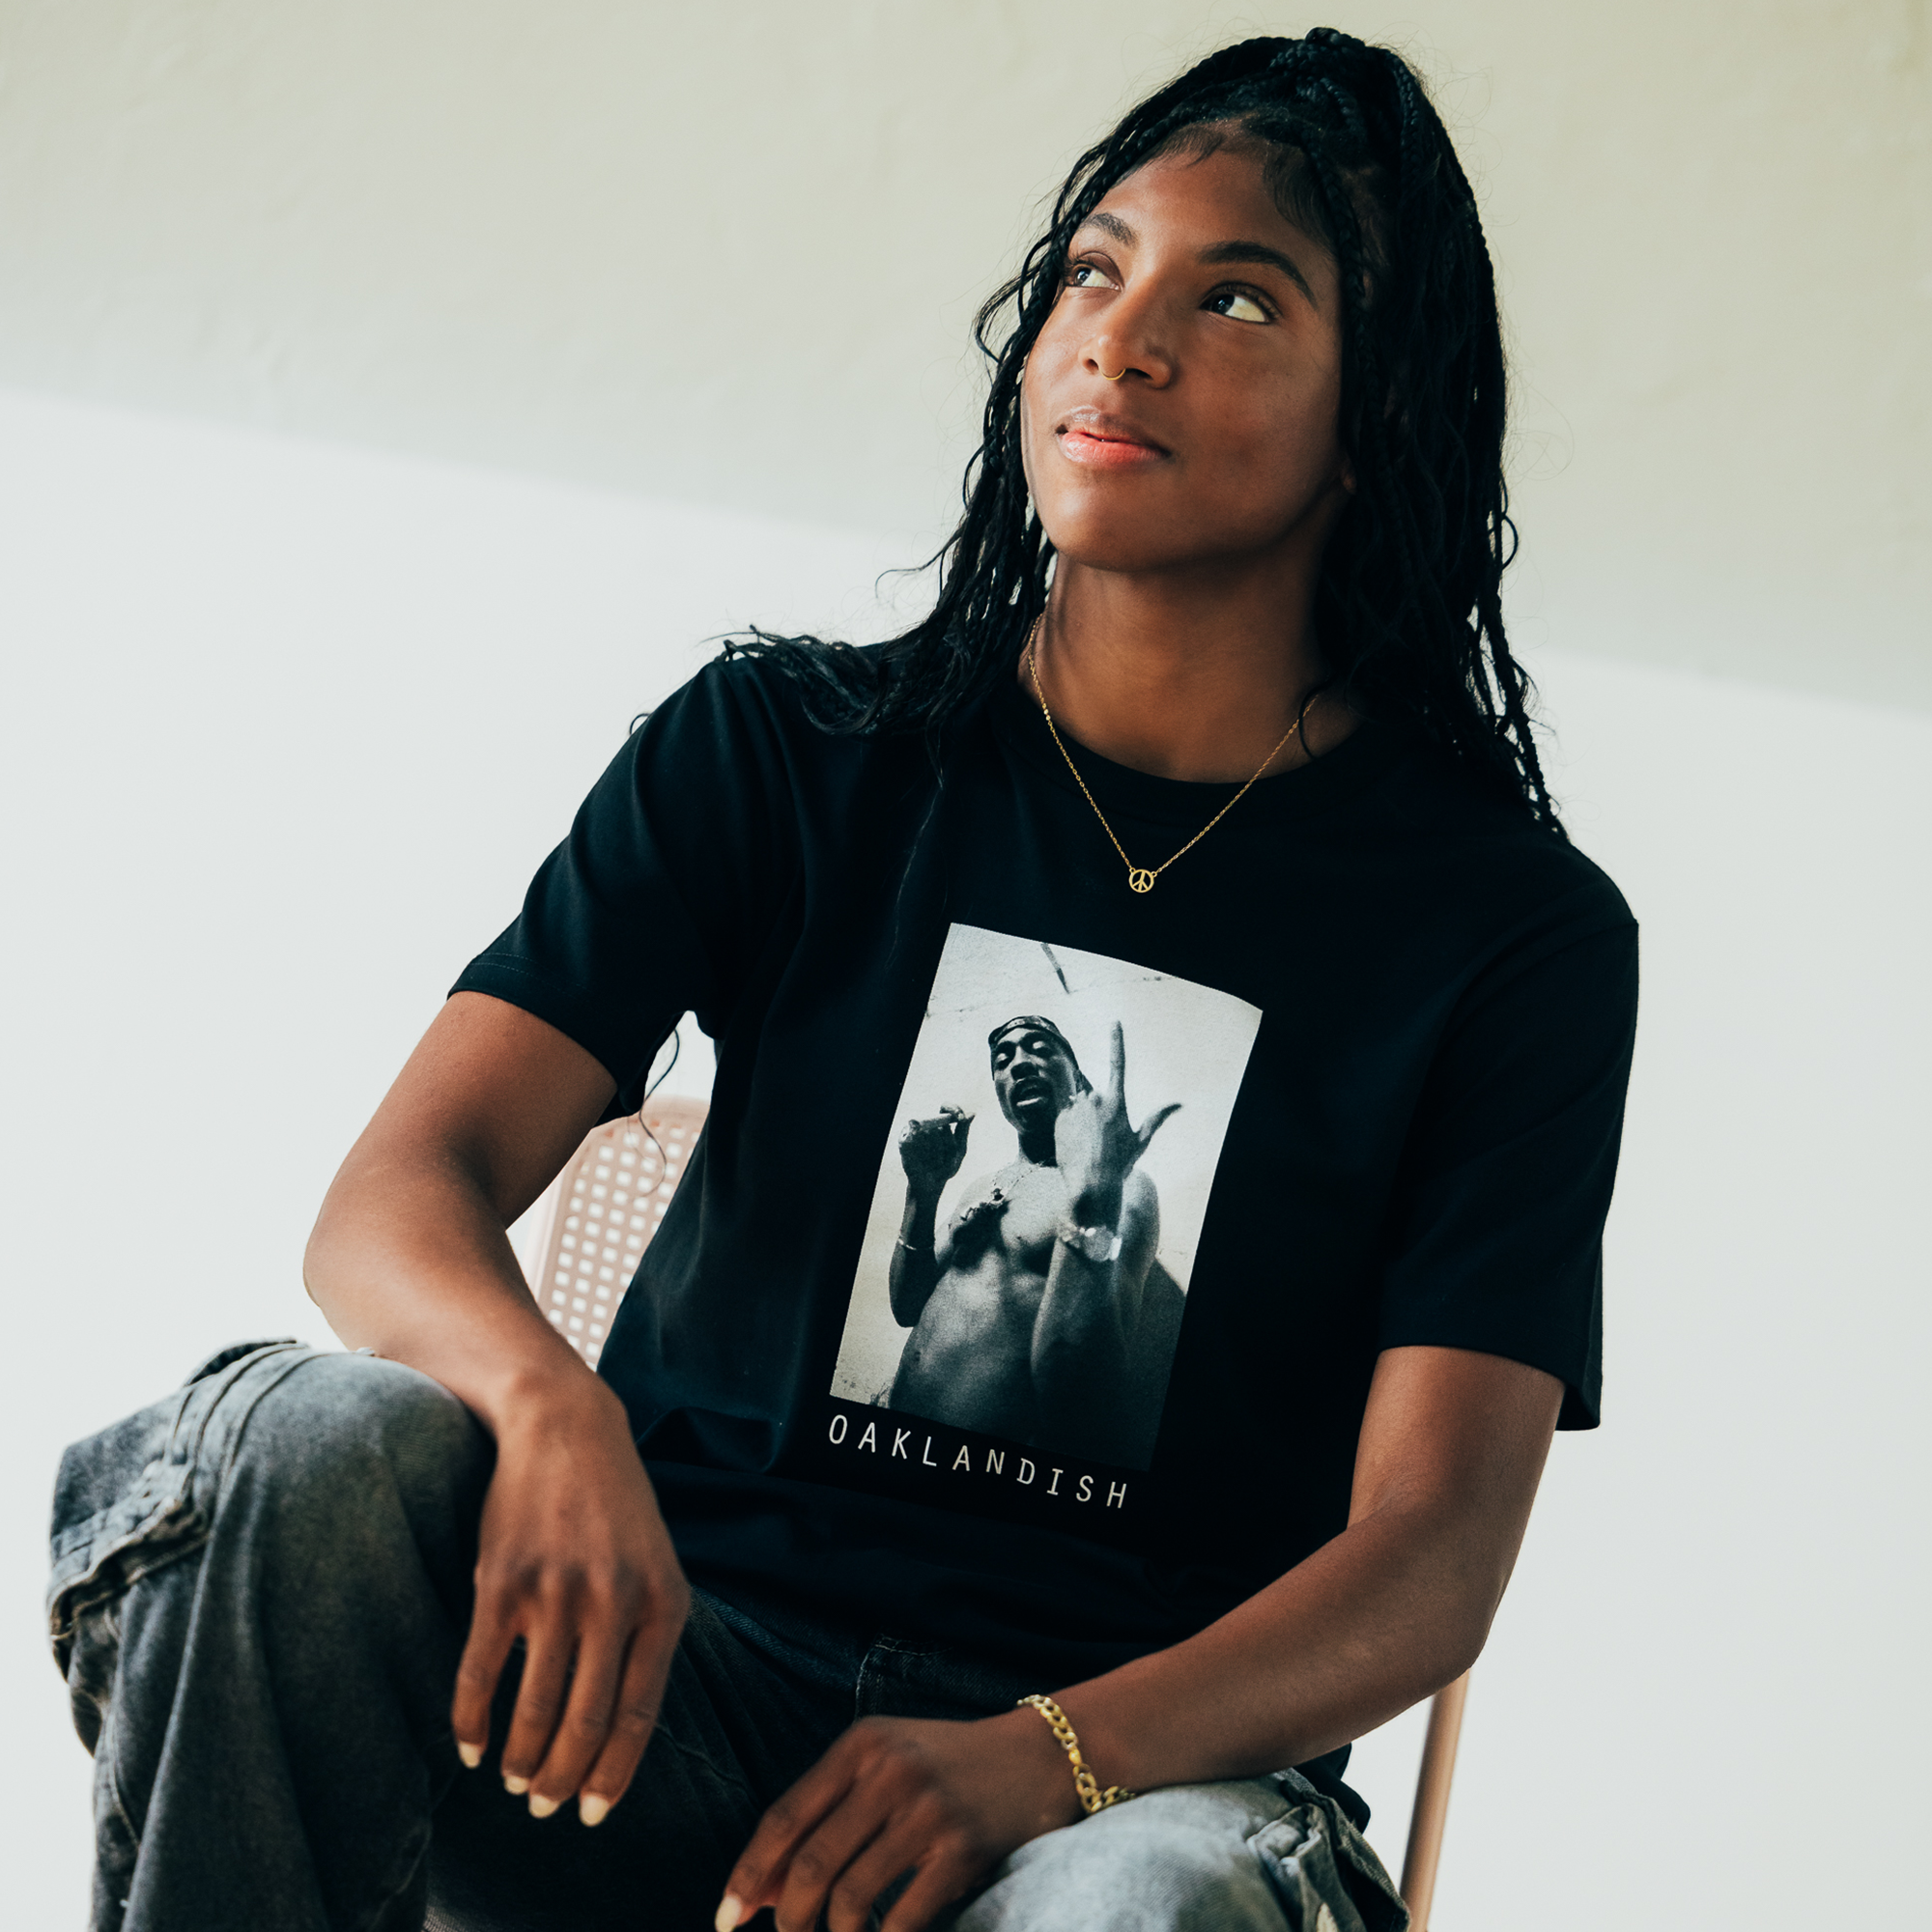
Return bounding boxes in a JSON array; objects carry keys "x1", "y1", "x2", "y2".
[
  {"x1": 227, "y1": 1352, "x2": 489, "y2": 1554},
  {"x1": 962, "y1": 1784, "x2": 1291, "y2": 1931}
]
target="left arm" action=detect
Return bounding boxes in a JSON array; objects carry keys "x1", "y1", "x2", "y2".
[
  {"x1": 1030, "y1": 1171, "x2": 1159, "y2": 1455},
  {"x1": 720, "y1": 1343, "x2": 1562, "y2": 1932},
  {"x1": 1031, "y1": 1022, "x2": 1177, "y2": 1437}
]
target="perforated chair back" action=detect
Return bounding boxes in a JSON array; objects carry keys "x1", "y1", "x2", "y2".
[{"x1": 520, "y1": 1097, "x2": 707, "y2": 1369}]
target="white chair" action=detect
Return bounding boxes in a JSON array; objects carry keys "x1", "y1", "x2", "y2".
[
  {"x1": 1400, "y1": 1670, "x2": 1470, "y2": 1929},
  {"x1": 517, "y1": 1096, "x2": 707, "y2": 1369},
  {"x1": 518, "y1": 1101, "x2": 1471, "y2": 1922}
]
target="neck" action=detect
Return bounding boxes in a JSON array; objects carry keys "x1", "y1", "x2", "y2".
[{"x1": 1026, "y1": 552, "x2": 1353, "y2": 783}]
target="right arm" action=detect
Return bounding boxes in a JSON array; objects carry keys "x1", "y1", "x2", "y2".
[
  {"x1": 888, "y1": 1189, "x2": 944, "y2": 1326},
  {"x1": 303, "y1": 988, "x2": 690, "y2": 1827},
  {"x1": 887, "y1": 1107, "x2": 973, "y2": 1326}
]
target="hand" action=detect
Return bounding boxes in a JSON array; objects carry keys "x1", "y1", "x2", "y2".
[
  {"x1": 1053, "y1": 1022, "x2": 1179, "y2": 1226},
  {"x1": 718, "y1": 1709, "x2": 1083, "y2": 1932},
  {"x1": 898, "y1": 1105, "x2": 974, "y2": 1197},
  {"x1": 451, "y1": 1377, "x2": 691, "y2": 1825}
]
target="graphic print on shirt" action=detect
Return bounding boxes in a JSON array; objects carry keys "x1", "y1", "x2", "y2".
[{"x1": 829, "y1": 923, "x2": 1263, "y2": 1477}]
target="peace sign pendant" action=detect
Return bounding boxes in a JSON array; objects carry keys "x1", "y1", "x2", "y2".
[{"x1": 1127, "y1": 867, "x2": 1156, "y2": 894}]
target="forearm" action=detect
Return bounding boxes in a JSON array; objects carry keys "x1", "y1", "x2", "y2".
[
  {"x1": 1033, "y1": 1345, "x2": 1564, "y2": 1793},
  {"x1": 1033, "y1": 1185, "x2": 1152, "y2": 1414},
  {"x1": 1031, "y1": 1245, "x2": 1131, "y2": 1397},
  {"x1": 889, "y1": 1190, "x2": 943, "y2": 1325},
  {"x1": 305, "y1": 1136, "x2": 615, "y2": 1440},
  {"x1": 1043, "y1": 1496, "x2": 1503, "y2": 1795}
]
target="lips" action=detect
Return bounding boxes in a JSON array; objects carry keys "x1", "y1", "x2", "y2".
[
  {"x1": 1055, "y1": 410, "x2": 1167, "y2": 469},
  {"x1": 1059, "y1": 427, "x2": 1159, "y2": 471}
]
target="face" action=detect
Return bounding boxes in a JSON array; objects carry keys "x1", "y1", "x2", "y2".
[
  {"x1": 1020, "y1": 139, "x2": 1352, "y2": 578},
  {"x1": 990, "y1": 1027, "x2": 1082, "y2": 1133}
]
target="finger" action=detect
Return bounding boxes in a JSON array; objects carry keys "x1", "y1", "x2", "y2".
[
  {"x1": 773, "y1": 1788, "x2": 895, "y2": 1932},
  {"x1": 499, "y1": 1634, "x2": 574, "y2": 1796},
  {"x1": 1137, "y1": 1101, "x2": 1182, "y2": 1152},
  {"x1": 450, "y1": 1599, "x2": 517, "y2": 1770},
  {"x1": 826, "y1": 1815, "x2": 940, "y2": 1932},
  {"x1": 878, "y1": 1838, "x2": 981, "y2": 1932},
  {"x1": 526, "y1": 1617, "x2": 624, "y2": 1817},
  {"x1": 722, "y1": 1743, "x2": 863, "y2": 1926},
  {"x1": 1108, "y1": 1020, "x2": 1125, "y2": 1101},
  {"x1": 580, "y1": 1598, "x2": 684, "y2": 1823}
]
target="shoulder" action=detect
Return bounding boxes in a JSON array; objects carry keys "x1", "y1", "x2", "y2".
[
  {"x1": 609, "y1": 648, "x2": 867, "y2": 815},
  {"x1": 637, "y1": 643, "x2": 921, "y2": 782},
  {"x1": 1364, "y1": 729, "x2": 1635, "y2": 954},
  {"x1": 696, "y1": 640, "x2": 896, "y2": 726},
  {"x1": 647, "y1": 646, "x2": 824, "y2": 743}
]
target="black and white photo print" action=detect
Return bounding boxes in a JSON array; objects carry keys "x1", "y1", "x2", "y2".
[{"x1": 831, "y1": 924, "x2": 1263, "y2": 1470}]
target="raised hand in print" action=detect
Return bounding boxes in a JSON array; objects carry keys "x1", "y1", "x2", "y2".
[{"x1": 1052, "y1": 1022, "x2": 1179, "y2": 1227}]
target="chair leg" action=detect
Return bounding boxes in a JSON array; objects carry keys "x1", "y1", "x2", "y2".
[{"x1": 1399, "y1": 1670, "x2": 1470, "y2": 1931}]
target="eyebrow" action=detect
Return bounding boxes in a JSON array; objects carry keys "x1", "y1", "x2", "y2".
[
  {"x1": 1077, "y1": 212, "x2": 1319, "y2": 308},
  {"x1": 1201, "y1": 240, "x2": 1318, "y2": 306}
]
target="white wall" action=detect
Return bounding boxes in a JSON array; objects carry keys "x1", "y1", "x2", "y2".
[
  {"x1": 3, "y1": 392, "x2": 1927, "y2": 1928},
  {"x1": 0, "y1": 0, "x2": 1926, "y2": 707}
]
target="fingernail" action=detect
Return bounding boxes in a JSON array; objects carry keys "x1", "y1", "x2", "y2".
[
  {"x1": 527, "y1": 1792, "x2": 559, "y2": 1820},
  {"x1": 715, "y1": 1895, "x2": 744, "y2": 1931},
  {"x1": 457, "y1": 1741, "x2": 482, "y2": 1770},
  {"x1": 579, "y1": 1792, "x2": 610, "y2": 1827},
  {"x1": 502, "y1": 1772, "x2": 529, "y2": 1796}
]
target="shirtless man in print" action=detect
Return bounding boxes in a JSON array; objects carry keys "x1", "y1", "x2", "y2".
[{"x1": 888, "y1": 1016, "x2": 1179, "y2": 1465}]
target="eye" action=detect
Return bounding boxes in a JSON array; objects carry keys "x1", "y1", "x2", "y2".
[
  {"x1": 1065, "y1": 260, "x2": 1119, "y2": 291},
  {"x1": 1206, "y1": 286, "x2": 1274, "y2": 325}
]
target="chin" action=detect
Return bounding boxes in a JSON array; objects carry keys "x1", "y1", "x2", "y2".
[{"x1": 1042, "y1": 507, "x2": 1272, "y2": 578}]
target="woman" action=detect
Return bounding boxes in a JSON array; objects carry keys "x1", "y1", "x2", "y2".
[{"x1": 48, "y1": 31, "x2": 1636, "y2": 1932}]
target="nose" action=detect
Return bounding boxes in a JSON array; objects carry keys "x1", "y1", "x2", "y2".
[{"x1": 1083, "y1": 281, "x2": 1175, "y2": 388}]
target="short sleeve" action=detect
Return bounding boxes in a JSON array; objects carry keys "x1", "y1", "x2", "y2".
[
  {"x1": 450, "y1": 659, "x2": 797, "y2": 1118},
  {"x1": 1377, "y1": 900, "x2": 1639, "y2": 1428}
]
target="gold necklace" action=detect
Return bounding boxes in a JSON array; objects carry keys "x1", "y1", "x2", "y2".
[{"x1": 1024, "y1": 613, "x2": 1309, "y2": 895}]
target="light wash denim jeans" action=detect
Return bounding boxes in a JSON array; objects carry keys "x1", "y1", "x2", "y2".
[{"x1": 47, "y1": 1341, "x2": 1408, "y2": 1932}]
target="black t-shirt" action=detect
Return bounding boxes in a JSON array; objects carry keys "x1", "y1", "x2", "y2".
[{"x1": 456, "y1": 653, "x2": 1637, "y2": 1692}]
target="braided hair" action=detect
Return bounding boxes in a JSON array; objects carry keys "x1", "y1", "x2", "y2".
[{"x1": 730, "y1": 29, "x2": 1558, "y2": 829}]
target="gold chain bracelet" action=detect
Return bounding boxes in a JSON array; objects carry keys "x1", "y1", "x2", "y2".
[{"x1": 1017, "y1": 1693, "x2": 1137, "y2": 1814}]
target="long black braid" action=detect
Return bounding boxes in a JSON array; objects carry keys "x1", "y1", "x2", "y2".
[{"x1": 729, "y1": 29, "x2": 1559, "y2": 829}]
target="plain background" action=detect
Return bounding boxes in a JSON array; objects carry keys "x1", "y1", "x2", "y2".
[{"x1": 2, "y1": 3, "x2": 1928, "y2": 1926}]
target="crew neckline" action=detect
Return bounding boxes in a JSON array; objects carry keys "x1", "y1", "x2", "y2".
[{"x1": 985, "y1": 666, "x2": 1406, "y2": 829}]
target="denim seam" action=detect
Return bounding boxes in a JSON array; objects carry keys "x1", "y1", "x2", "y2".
[
  {"x1": 202, "y1": 1349, "x2": 319, "y2": 1501},
  {"x1": 351, "y1": 1823, "x2": 432, "y2": 1932},
  {"x1": 97, "y1": 1609, "x2": 143, "y2": 1860},
  {"x1": 650, "y1": 1719, "x2": 760, "y2": 1810}
]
